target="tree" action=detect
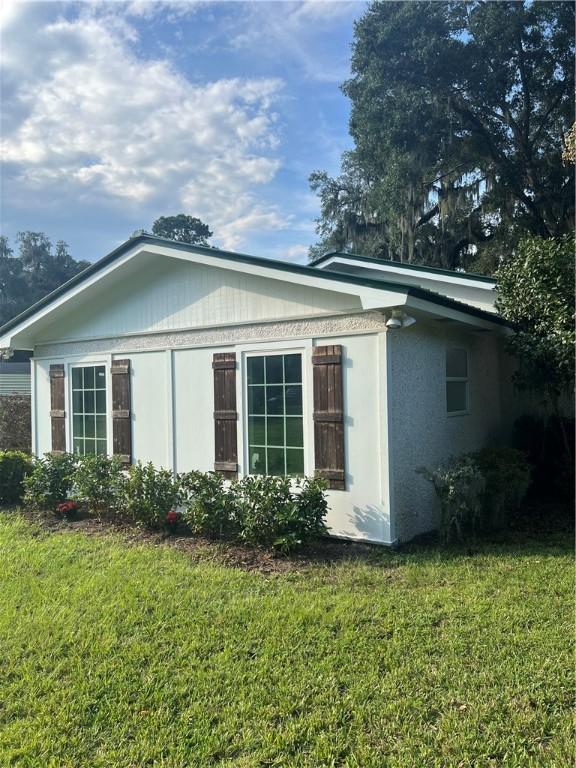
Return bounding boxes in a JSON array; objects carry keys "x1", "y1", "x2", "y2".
[
  {"x1": 496, "y1": 235, "x2": 574, "y2": 404},
  {"x1": 0, "y1": 233, "x2": 89, "y2": 327},
  {"x1": 310, "y1": 1, "x2": 575, "y2": 271},
  {"x1": 151, "y1": 215, "x2": 212, "y2": 245}
]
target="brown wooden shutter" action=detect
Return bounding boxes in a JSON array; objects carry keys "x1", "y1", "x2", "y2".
[
  {"x1": 213, "y1": 352, "x2": 238, "y2": 479},
  {"x1": 312, "y1": 345, "x2": 345, "y2": 490},
  {"x1": 49, "y1": 364, "x2": 66, "y2": 453},
  {"x1": 111, "y1": 359, "x2": 132, "y2": 465}
]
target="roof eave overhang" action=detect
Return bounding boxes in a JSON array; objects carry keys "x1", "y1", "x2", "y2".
[
  {"x1": 0, "y1": 236, "x2": 509, "y2": 352},
  {"x1": 0, "y1": 240, "x2": 409, "y2": 351}
]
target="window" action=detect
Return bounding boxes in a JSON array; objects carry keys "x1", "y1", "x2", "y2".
[
  {"x1": 246, "y1": 353, "x2": 304, "y2": 476},
  {"x1": 72, "y1": 365, "x2": 107, "y2": 455},
  {"x1": 446, "y1": 348, "x2": 469, "y2": 414}
]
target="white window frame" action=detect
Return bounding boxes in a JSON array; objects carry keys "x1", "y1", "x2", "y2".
[
  {"x1": 446, "y1": 347, "x2": 469, "y2": 417},
  {"x1": 238, "y1": 341, "x2": 313, "y2": 479},
  {"x1": 68, "y1": 358, "x2": 112, "y2": 455}
]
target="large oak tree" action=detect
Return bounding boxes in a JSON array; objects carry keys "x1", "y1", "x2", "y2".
[{"x1": 310, "y1": 1, "x2": 575, "y2": 272}]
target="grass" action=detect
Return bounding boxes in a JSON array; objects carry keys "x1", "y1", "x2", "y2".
[{"x1": 0, "y1": 513, "x2": 573, "y2": 767}]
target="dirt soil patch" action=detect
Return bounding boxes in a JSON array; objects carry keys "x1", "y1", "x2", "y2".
[{"x1": 15, "y1": 507, "x2": 387, "y2": 574}]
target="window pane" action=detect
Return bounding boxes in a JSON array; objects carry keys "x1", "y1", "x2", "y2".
[
  {"x1": 83, "y1": 438, "x2": 96, "y2": 455},
  {"x1": 84, "y1": 415, "x2": 95, "y2": 438},
  {"x1": 446, "y1": 349, "x2": 467, "y2": 378},
  {"x1": 447, "y1": 381, "x2": 467, "y2": 413},
  {"x1": 265, "y1": 355, "x2": 283, "y2": 384},
  {"x1": 73, "y1": 439, "x2": 83, "y2": 456},
  {"x1": 285, "y1": 385, "x2": 302, "y2": 415},
  {"x1": 96, "y1": 415, "x2": 107, "y2": 439},
  {"x1": 249, "y1": 447, "x2": 265, "y2": 475},
  {"x1": 266, "y1": 386, "x2": 284, "y2": 415},
  {"x1": 96, "y1": 390, "x2": 106, "y2": 414},
  {"x1": 248, "y1": 416, "x2": 265, "y2": 445},
  {"x1": 247, "y1": 357, "x2": 264, "y2": 385},
  {"x1": 95, "y1": 366, "x2": 106, "y2": 389},
  {"x1": 248, "y1": 386, "x2": 265, "y2": 415},
  {"x1": 72, "y1": 368, "x2": 82, "y2": 389},
  {"x1": 286, "y1": 449, "x2": 304, "y2": 476},
  {"x1": 286, "y1": 417, "x2": 303, "y2": 448},
  {"x1": 73, "y1": 391, "x2": 83, "y2": 414},
  {"x1": 73, "y1": 414, "x2": 84, "y2": 438},
  {"x1": 96, "y1": 440, "x2": 107, "y2": 455},
  {"x1": 267, "y1": 417, "x2": 284, "y2": 447},
  {"x1": 284, "y1": 354, "x2": 301, "y2": 384},
  {"x1": 84, "y1": 390, "x2": 95, "y2": 413},
  {"x1": 246, "y1": 353, "x2": 304, "y2": 478},
  {"x1": 267, "y1": 447, "x2": 285, "y2": 476},
  {"x1": 83, "y1": 366, "x2": 95, "y2": 389}
]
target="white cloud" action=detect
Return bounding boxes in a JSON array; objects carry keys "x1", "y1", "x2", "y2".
[
  {"x1": 228, "y1": 1, "x2": 362, "y2": 83},
  {"x1": 284, "y1": 243, "x2": 309, "y2": 262},
  {"x1": 0, "y1": 4, "x2": 287, "y2": 249}
]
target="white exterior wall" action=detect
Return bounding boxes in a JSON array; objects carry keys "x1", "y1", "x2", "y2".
[
  {"x1": 33, "y1": 326, "x2": 392, "y2": 544},
  {"x1": 387, "y1": 324, "x2": 504, "y2": 542}
]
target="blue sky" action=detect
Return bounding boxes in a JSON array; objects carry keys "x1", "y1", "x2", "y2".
[{"x1": 1, "y1": 1, "x2": 367, "y2": 264}]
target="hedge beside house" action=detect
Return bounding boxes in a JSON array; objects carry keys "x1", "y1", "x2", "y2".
[{"x1": 0, "y1": 395, "x2": 31, "y2": 453}]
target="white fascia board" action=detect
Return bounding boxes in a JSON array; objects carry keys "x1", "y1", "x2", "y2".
[
  {"x1": 405, "y1": 295, "x2": 510, "y2": 333},
  {"x1": 141, "y1": 244, "x2": 409, "y2": 310},
  {"x1": 318, "y1": 255, "x2": 495, "y2": 291}
]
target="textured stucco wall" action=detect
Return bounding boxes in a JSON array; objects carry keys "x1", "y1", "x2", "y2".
[{"x1": 388, "y1": 323, "x2": 504, "y2": 542}]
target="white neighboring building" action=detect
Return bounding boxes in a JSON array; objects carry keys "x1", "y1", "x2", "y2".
[{"x1": 0, "y1": 234, "x2": 516, "y2": 544}]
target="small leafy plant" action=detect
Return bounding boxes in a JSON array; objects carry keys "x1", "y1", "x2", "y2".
[
  {"x1": 73, "y1": 454, "x2": 126, "y2": 519},
  {"x1": 235, "y1": 475, "x2": 329, "y2": 552},
  {"x1": 23, "y1": 452, "x2": 77, "y2": 511},
  {"x1": 419, "y1": 445, "x2": 532, "y2": 543},
  {"x1": 418, "y1": 458, "x2": 485, "y2": 544},
  {"x1": 122, "y1": 461, "x2": 181, "y2": 529},
  {"x1": 471, "y1": 446, "x2": 531, "y2": 529},
  {"x1": 179, "y1": 470, "x2": 239, "y2": 537}
]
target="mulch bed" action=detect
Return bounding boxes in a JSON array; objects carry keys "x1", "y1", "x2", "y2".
[{"x1": 13, "y1": 507, "x2": 387, "y2": 574}]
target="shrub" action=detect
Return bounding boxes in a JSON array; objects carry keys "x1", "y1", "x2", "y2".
[
  {"x1": 0, "y1": 450, "x2": 34, "y2": 505},
  {"x1": 73, "y1": 454, "x2": 126, "y2": 519},
  {"x1": 513, "y1": 414, "x2": 574, "y2": 501},
  {"x1": 471, "y1": 446, "x2": 531, "y2": 529},
  {"x1": 23, "y1": 452, "x2": 77, "y2": 511},
  {"x1": 122, "y1": 461, "x2": 181, "y2": 529},
  {"x1": 419, "y1": 445, "x2": 533, "y2": 542},
  {"x1": 179, "y1": 470, "x2": 239, "y2": 537},
  {"x1": 236, "y1": 475, "x2": 329, "y2": 552},
  {"x1": 418, "y1": 458, "x2": 485, "y2": 544}
]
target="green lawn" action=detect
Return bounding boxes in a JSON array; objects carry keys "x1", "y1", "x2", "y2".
[{"x1": 0, "y1": 514, "x2": 573, "y2": 767}]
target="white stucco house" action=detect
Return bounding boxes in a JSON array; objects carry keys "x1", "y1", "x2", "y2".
[{"x1": 0, "y1": 234, "x2": 519, "y2": 544}]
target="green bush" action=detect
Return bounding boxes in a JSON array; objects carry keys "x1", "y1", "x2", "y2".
[
  {"x1": 418, "y1": 458, "x2": 485, "y2": 544},
  {"x1": 471, "y1": 446, "x2": 531, "y2": 529},
  {"x1": 419, "y1": 445, "x2": 533, "y2": 542},
  {"x1": 23, "y1": 452, "x2": 77, "y2": 511},
  {"x1": 73, "y1": 454, "x2": 126, "y2": 519},
  {"x1": 0, "y1": 450, "x2": 34, "y2": 505},
  {"x1": 236, "y1": 475, "x2": 329, "y2": 552},
  {"x1": 123, "y1": 462, "x2": 181, "y2": 529},
  {"x1": 179, "y1": 470, "x2": 239, "y2": 537}
]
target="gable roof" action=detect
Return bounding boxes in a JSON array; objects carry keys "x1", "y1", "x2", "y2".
[
  {"x1": 0, "y1": 234, "x2": 510, "y2": 347},
  {"x1": 311, "y1": 250, "x2": 496, "y2": 285}
]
